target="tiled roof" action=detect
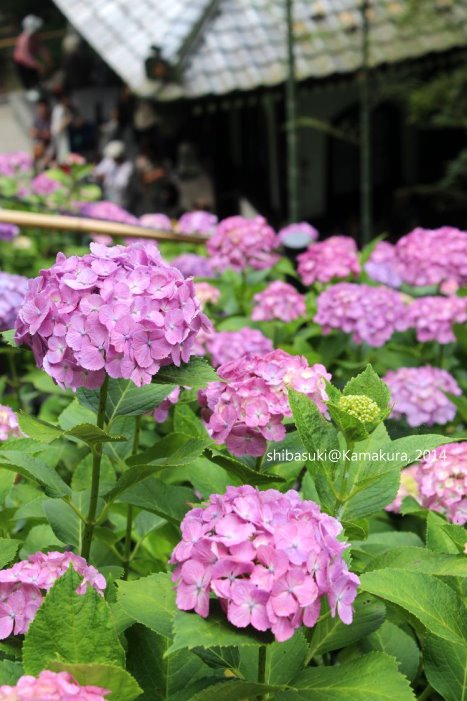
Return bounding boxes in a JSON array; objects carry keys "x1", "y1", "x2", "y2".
[{"x1": 53, "y1": 0, "x2": 467, "y2": 99}]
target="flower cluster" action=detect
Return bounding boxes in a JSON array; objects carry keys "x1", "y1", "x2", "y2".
[
  {"x1": 207, "y1": 215, "x2": 279, "y2": 272},
  {"x1": 206, "y1": 328, "x2": 273, "y2": 368},
  {"x1": 178, "y1": 211, "x2": 218, "y2": 236},
  {"x1": 80, "y1": 201, "x2": 139, "y2": 225},
  {"x1": 0, "y1": 671, "x2": 109, "y2": 701},
  {"x1": 365, "y1": 241, "x2": 403, "y2": 288},
  {"x1": 171, "y1": 253, "x2": 214, "y2": 278},
  {"x1": 385, "y1": 466, "x2": 419, "y2": 513},
  {"x1": 0, "y1": 152, "x2": 32, "y2": 176},
  {"x1": 405, "y1": 296, "x2": 467, "y2": 344},
  {"x1": 194, "y1": 282, "x2": 221, "y2": 307},
  {"x1": 0, "y1": 405, "x2": 21, "y2": 442},
  {"x1": 153, "y1": 386, "x2": 181, "y2": 423},
  {"x1": 297, "y1": 236, "x2": 360, "y2": 286},
  {"x1": 0, "y1": 551, "x2": 106, "y2": 639},
  {"x1": 384, "y1": 366, "x2": 461, "y2": 427},
  {"x1": 277, "y1": 222, "x2": 318, "y2": 249},
  {"x1": 415, "y1": 442, "x2": 467, "y2": 525},
  {"x1": 314, "y1": 283, "x2": 409, "y2": 347},
  {"x1": 0, "y1": 224, "x2": 19, "y2": 241},
  {"x1": 140, "y1": 213, "x2": 172, "y2": 230},
  {"x1": 395, "y1": 227, "x2": 467, "y2": 291},
  {"x1": 30, "y1": 172, "x2": 61, "y2": 197},
  {"x1": 0, "y1": 272, "x2": 29, "y2": 331},
  {"x1": 338, "y1": 394, "x2": 380, "y2": 423},
  {"x1": 199, "y1": 350, "x2": 330, "y2": 456},
  {"x1": 15, "y1": 242, "x2": 210, "y2": 390},
  {"x1": 171, "y1": 486, "x2": 359, "y2": 642},
  {"x1": 252, "y1": 281, "x2": 306, "y2": 322}
]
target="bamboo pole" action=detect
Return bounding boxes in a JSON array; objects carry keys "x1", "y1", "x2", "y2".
[
  {"x1": 286, "y1": 0, "x2": 299, "y2": 222},
  {"x1": 0, "y1": 209, "x2": 208, "y2": 244}
]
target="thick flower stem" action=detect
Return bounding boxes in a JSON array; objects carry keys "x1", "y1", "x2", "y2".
[
  {"x1": 334, "y1": 440, "x2": 354, "y2": 518},
  {"x1": 257, "y1": 645, "x2": 267, "y2": 700},
  {"x1": 81, "y1": 375, "x2": 108, "y2": 560},
  {"x1": 123, "y1": 415, "x2": 141, "y2": 580}
]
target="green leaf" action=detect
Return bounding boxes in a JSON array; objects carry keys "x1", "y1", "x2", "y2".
[
  {"x1": 42, "y1": 499, "x2": 81, "y2": 548},
  {"x1": 188, "y1": 681, "x2": 273, "y2": 701},
  {"x1": 366, "y1": 546, "x2": 467, "y2": 577},
  {"x1": 66, "y1": 424, "x2": 127, "y2": 448},
  {"x1": 17, "y1": 412, "x2": 125, "y2": 449},
  {"x1": 168, "y1": 606, "x2": 270, "y2": 655},
  {"x1": 0, "y1": 538, "x2": 21, "y2": 569},
  {"x1": 48, "y1": 662, "x2": 142, "y2": 701},
  {"x1": 117, "y1": 573, "x2": 177, "y2": 640},
  {"x1": 307, "y1": 595, "x2": 386, "y2": 658},
  {"x1": 288, "y1": 389, "x2": 340, "y2": 471},
  {"x1": 126, "y1": 625, "x2": 219, "y2": 701},
  {"x1": 360, "y1": 569, "x2": 466, "y2": 644},
  {"x1": 265, "y1": 631, "x2": 308, "y2": 685},
  {"x1": 343, "y1": 365, "x2": 390, "y2": 411},
  {"x1": 127, "y1": 433, "x2": 212, "y2": 468},
  {"x1": 327, "y1": 402, "x2": 368, "y2": 442},
  {"x1": 275, "y1": 652, "x2": 415, "y2": 700},
  {"x1": 152, "y1": 357, "x2": 218, "y2": 390},
  {"x1": 0, "y1": 451, "x2": 71, "y2": 497},
  {"x1": 174, "y1": 404, "x2": 209, "y2": 438},
  {"x1": 445, "y1": 392, "x2": 467, "y2": 422},
  {"x1": 115, "y1": 477, "x2": 193, "y2": 524},
  {"x1": 23, "y1": 569, "x2": 125, "y2": 675},
  {"x1": 360, "y1": 621, "x2": 420, "y2": 681},
  {"x1": 0, "y1": 660, "x2": 23, "y2": 685},
  {"x1": 77, "y1": 380, "x2": 176, "y2": 422},
  {"x1": 58, "y1": 400, "x2": 97, "y2": 429},
  {"x1": 426, "y1": 511, "x2": 459, "y2": 554},
  {"x1": 206, "y1": 451, "x2": 285, "y2": 486},
  {"x1": 424, "y1": 633, "x2": 467, "y2": 701},
  {"x1": 17, "y1": 413, "x2": 63, "y2": 443},
  {"x1": 0, "y1": 329, "x2": 16, "y2": 348}
]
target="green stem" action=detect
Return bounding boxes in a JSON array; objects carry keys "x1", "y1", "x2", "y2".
[
  {"x1": 123, "y1": 415, "x2": 141, "y2": 579},
  {"x1": 417, "y1": 684, "x2": 433, "y2": 701},
  {"x1": 81, "y1": 375, "x2": 108, "y2": 560},
  {"x1": 334, "y1": 440, "x2": 355, "y2": 518},
  {"x1": 257, "y1": 645, "x2": 267, "y2": 700}
]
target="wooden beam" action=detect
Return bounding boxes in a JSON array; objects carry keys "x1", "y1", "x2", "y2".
[{"x1": 0, "y1": 209, "x2": 208, "y2": 244}]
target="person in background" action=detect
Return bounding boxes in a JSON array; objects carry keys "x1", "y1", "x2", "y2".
[
  {"x1": 128, "y1": 141, "x2": 171, "y2": 216},
  {"x1": 13, "y1": 15, "x2": 51, "y2": 97},
  {"x1": 30, "y1": 98, "x2": 51, "y2": 169},
  {"x1": 50, "y1": 90, "x2": 73, "y2": 163},
  {"x1": 94, "y1": 140, "x2": 133, "y2": 208}
]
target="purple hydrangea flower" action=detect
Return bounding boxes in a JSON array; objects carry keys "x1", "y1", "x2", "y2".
[
  {"x1": 178, "y1": 211, "x2": 218, "y2": 237},
  {"x1": 0, "y1": 272, "x2": 29, "y2": 331},
  {"x1": 206, "y1": 327, "x2": 273, "y2": 368},
  {"x1": 384, "y1": 366, "x2": 461, "y2": 427},
  {"x1": 170, "y1": 254, "x2": 214, "y2": 278},
  {"x1": 171, "y1": 485, "x2": 359, "y2": 641},
  {"x1": 252, "y1": 281, "x2": 306, "y2": 322},
  {"x1": 208, "y1": 216, "x2": 280, "y2": 273},
  {"x1": 15, "y1": 242, "x2": 211, "y2": 390},
  {"x1": 297, "y1": 236, "x2": 360, "y2": 285},
  {"x1": 405, "y1": 295, "x2": 467, "y2": 344},
  {"x1": 0, "y1": 405, "x2": 21, "y2": 442},
  {"x1": 0, "y1": 224, "x2": 19, "y2": 242},
  {"x1": 0, "y1": 152, "x2": 32, "y2": 177},
  {"x1": 140, "y1": 213, "x2": 172, "y2": 231},
  {"x1": 365, "y1": 241, "x2": 403, "y2": 288},
  {"x1": 415, "y1": 442, "x2": 467, "y2": 525}
]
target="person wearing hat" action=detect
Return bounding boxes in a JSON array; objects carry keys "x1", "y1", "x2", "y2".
[
  {"x1": 13, "y1": 16, "x2": 50, "y2": 93},
  {"x1": 94, "y1": 141, "x2": 134, "y2": 208}
]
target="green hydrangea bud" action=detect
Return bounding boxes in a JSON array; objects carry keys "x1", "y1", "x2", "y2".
[{"x1": 338, "y1": 394, "x2": 380, "y2": 423}]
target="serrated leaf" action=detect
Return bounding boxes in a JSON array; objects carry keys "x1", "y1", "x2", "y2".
[
  {"x1": 153, "y1": 357, "x2": 218, "y2": 390},
  {"x1": 77, "y1": 380, "x2": 176, "y2": 422},
  {"x1": 188, "y1": 681, "x2": 273, "y2": 701},
  {"x1": 206, "y1": 450, "x2": 285, "y2": 486},
  {"x1": 23, "y1": 569, "x2": 125, "y2": 675},
  {"x1": 48, "y1": 662, "x2": 142, "y2": 701},
  {"x1": 128, "y1": 433, "x2": 212, "y2": 468},
  {"x1": 168, "y1": 606, "x2": 271, "y2": 655},
  {"x1": 0, "y1": 660, "x2": 23, "y2": 685},
  {"x1": 288, "y1": 389, "x2": 340, "y2": 471},
  {"x1": 424, "y1": 633, "x2": 467, "y2": 701},
  {"x1": 116, "y1": 478, "x2": 192, "y2": 524},
  {"x1": 13, "y1": 414, "x2": 126, "y2": 448},
  {"x1": 366, "y1": 546, "x2": 467, "y2": 577},
  {"x1": 174, "y1": 404, "x2": 209, "y2": 438},
  {"x1": 0, "y1": 538, "x2": 21, "y2": 569},
  {"x1": 0, "y1": 329, "x2": 17, "y2": 347},
  {"x1": 42, "y1": 499, "x2": 81, "y2": 548},
  {"x1": 275, "y1": 652, "x2": 415, "y2": 700},
  {"x1": 17, "y1": 413, "x2": 63, "y2": 443},
  {"x1": 343, "y1": 365, "x2": 390, "y2": 411},
  {"x1": 360, "y1": 569, "x2": 466, "y2": 644},
  {"x1": 307, "y1": 595, "x2": 386, "y2": 658},
  {"x1": 0, "y1": 451, "x2": 71, "y2": 497},
  {"x1": 66, "y1": 423, "x2": 127, "y2": 448},
  {"x1": 426, "y1": 511, "x2": 459, "y2": 554},
  {"x1": 360, "y1": 621, "x2": 420, "y2": 681},
  {"x1": 117, "y1": 573, "x2": 177, "y2": 639}
]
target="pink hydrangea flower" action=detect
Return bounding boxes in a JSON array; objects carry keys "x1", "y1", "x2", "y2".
[
  {"x1": 198, "y1": 350, "x2": 331, "y2": 456},
  {"x1": 405, "y1": 296, "x2": 467, "y2": 344},
  {"x1": 15, "y1": 242, "x2": 211, "y2": 390},
  {"x1": 385, "y1": 465, "x2": 420, "y2": 513},
  {"x1": 171, "y1": 486, "x2": 359, "y2": 641},
  {"x1": 206, "y1": 328, "x2": 273, "y2": 368},
  {"x1": 208, "y1": 216, "x2": 280, "y2": 273},
  {"x1": 30, "y1": 173, "x2": 62, "y2": 197},
  {"x1": 178, "y1": 211, "x2": 218, "y2": 237},
  {"x1": 0, "y1": 551, "x2": 106, "y2": 640},
  {"x1": 297, "y1": 236, "x2": 360, "y2": 285},
  {"x1": 0, "y1": 152, "x2": 32, "y2": 177},
  {"x1": 0, "y1": 272, "x2": 29, "y2": 331},
  {"x1": 140, "y1": 213, "x2": 172, "y2": 231},
  {"x1": 415, "y1": 443, "x2": 467, "y2": 525},
  {"x1": 314, "y1": 283, "x2": 410, "y2": 347},
  {"x1": 0, "y1": 405, "x2": 21, "y2": 442},
  {"x1": 171, "y1": 254, "x2": 214, "y2": 278},
  {"x1": 365, "y1": 241, "x2": 403, "y2": 288},
  {"x1": 395, "y1": 227, "x2": 467, "y2": 290},
  {"x1": 252, "y1": 281, "x2": 306, "y2": 322},
  {"x1": 194, "y1": 282, "x2": 221, "y2": 308},
  {"x1": 277, "y1": 222, "x2": 319, "y2": 249},
  {"x1": 80, "y1": 201, "x2": 140, "y2": 246},
  {"x1": 153, "y1": 386, "x2": 181, "y2": 422},
  {"x1": 0, "y1": 671, "x2": 109, "y2": 700},
  {"x1": 384, "y1": 366, "x2": 461, "y2": 427}
]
